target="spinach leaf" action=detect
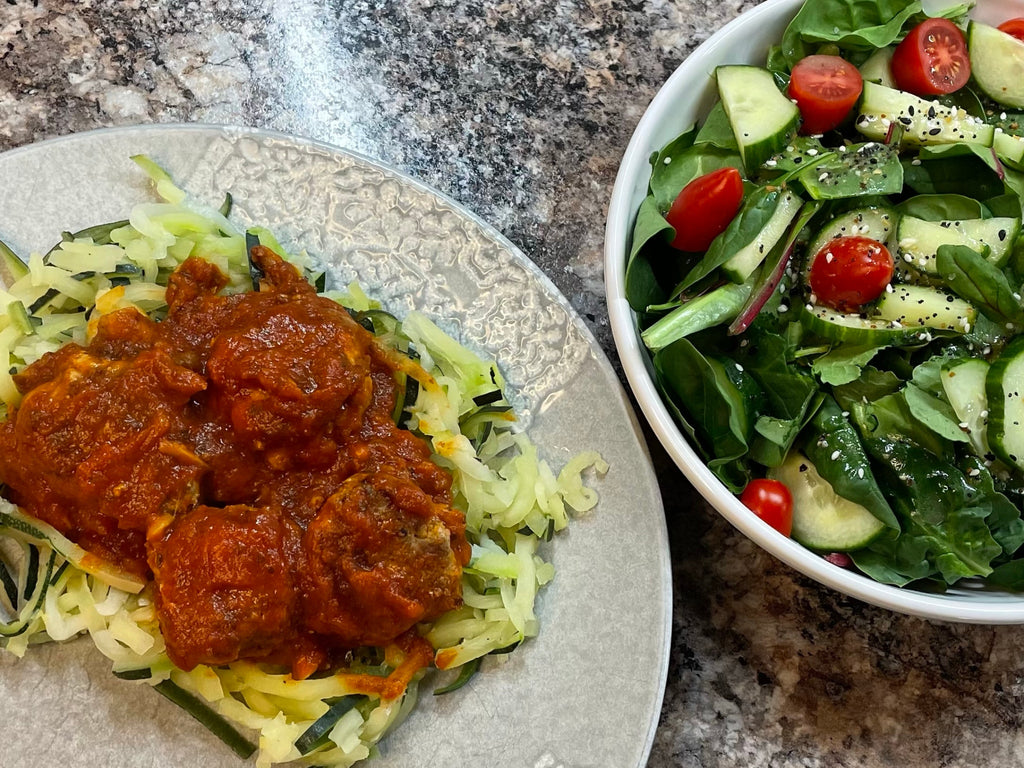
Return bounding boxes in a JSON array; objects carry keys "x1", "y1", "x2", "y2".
[
  {"x1": 988, "y1": 558, "x2": 1024, "y2": 590},
  {"x1": 959, "y1": 455, "x2": 1024, "y2": 558},
  {"x1": 902, "y1": 147, "x2": 1005, "y2": 200},
  {"x1": 802, "y1": 396, "x2": 899, "y2": 529},
  {"x1": 695, "y1": 101, "x2": 739, "y2": 150},
  {"x1": 796, "y1": 141, "x2": 903, "y2": 199},
  {"x1": 653, "y1": 338, "x2": 757, "y2": 491},
  {"x1": 674, "y1": 187, "x2": 783, "y2": 294},
  {"x1": 903, "y1": 382, "x2": 968, "y2": 444},
  {"x1": 650, "y1": 132, "x2": 742, "y2": 212},
  {"x1": 778, "y1": 0, "x2": 922, "y2": 70},
  {"x1": 812, "y1": 343, "x2": 888, "y2": 386},
  {"x1": 850, "y1": 532, "x2": 934, "y2": 586},
  {"x1": 738, "y1": 329, "x2": 819, "y2": 420},
  {"x1": 896, "y1": 193, "x2": 991, "y2": 221},
  {"x1": 863, "y1": 437, "x2": 1006, "y2": 583},
  {"x1": 625, "y1": 195, "x2": 672, "y2": 311},
  {"x1": 849, "y1": 389, "x2": 951, "y2": 458},
  {"x1": 935, "y1": 244, "x2": 1024, "y2": 329},
  {"x1": 832, "y1": 365, "x2": 902, "y2": 410}
]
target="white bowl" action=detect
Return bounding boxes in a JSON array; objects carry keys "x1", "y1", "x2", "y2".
[{"x1": 605, "y1": 0, "x2": 1024, "y2": 623}]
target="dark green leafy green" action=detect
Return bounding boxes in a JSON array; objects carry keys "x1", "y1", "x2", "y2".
[
  {"x1": 860, "y1": 437, "x2": 1009, "y2": 583},
  {"x1": 802, "y1": 397, "x2": 898, "y2": 529},
  {"x1": 625, "y1": 195, "x2": 673, "y2": 311},
  {"x1": 896, "y1": 193, "x2": 991, "y2": 221},
  {"x1": 777, "y1": 0, "x2": 921, "y2": 70},
  {"x1": 654, "y1": 338, "x2": 756, "y2": 491},
  {"x1": 935, "y1": 244, "x2": 1024, "y2": 328},
  {"x1": 674, "y1": 187, "x2": 784, "y2": 294}
]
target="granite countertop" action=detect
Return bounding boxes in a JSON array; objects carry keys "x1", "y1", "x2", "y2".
[{"x1": 4, "y1": 0, "x2": 1024, "y2": 766}]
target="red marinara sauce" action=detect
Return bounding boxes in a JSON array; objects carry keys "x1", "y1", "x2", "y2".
[{"x1": 0, "y1": 246, "x2": 470, "y2": 679}]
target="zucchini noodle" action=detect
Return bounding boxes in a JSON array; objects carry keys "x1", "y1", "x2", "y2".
[{"x1": 0, "y1": 156, "x2": 607, "y2": 766}]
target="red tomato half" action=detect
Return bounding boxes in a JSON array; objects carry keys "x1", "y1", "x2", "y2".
[
  {"x1": 891, "y1": 17, "x2": 970, "y2": 95},
  {"x1": 665, "y1": 167, "x2": 744, "y2": 252},
  {"x1": 998, "y1": 18, "x2": 1024, "y2": 42},
  {"x1": 809, "y1": 236, "x2": 894, "y2": 313},
  {"x1": 740, "y1": 478, "x2": 793, "y2": 537},
  {"x1": 787, "y1": 54, "x2": 864, "y2": 135}
]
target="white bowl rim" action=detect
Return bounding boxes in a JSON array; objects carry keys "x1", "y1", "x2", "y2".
[{"x1": 605, "y1": 0, "x2": 1024, "y2": 624}]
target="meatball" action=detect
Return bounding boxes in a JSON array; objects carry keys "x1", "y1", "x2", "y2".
[
  {"x1": 301, "y1": 472, "x2": 464, "y2": 648},
  {"x1": 148, "y1": 504, "x2": 300, "y2": 671}
]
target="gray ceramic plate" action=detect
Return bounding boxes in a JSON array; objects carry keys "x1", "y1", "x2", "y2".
[{"x1": 0, "y1": 125, "x2": 670, "y2": 768}]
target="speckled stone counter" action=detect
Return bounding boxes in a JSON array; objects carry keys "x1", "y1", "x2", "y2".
[{"x1": 4, "y1": 1, "x2": 1024, "y2": 766}]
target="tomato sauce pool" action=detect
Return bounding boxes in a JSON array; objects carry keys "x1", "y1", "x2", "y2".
[{"x1": 0, "y1": 246, "x2": 470, "y2": 678}]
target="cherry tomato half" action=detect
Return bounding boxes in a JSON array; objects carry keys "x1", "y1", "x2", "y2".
[
  {"x1": 740, "y1": 478, "x2": 793, "y2": 536},
  {"x1": 998, "y1": 18, "x2": 1024, "y2": 43},
  {"x1": 787, "y1": 54, "x2": 864, "y2": 135},
  {"x1": 808, "y1": 236, "x2": 894, "y2": 313},
  {"x1": 891, "y1": 17, "x2": 970, "y2": 95},
  {"x1": 665, "y1": 167, "x2": 744, "y2": 252}
]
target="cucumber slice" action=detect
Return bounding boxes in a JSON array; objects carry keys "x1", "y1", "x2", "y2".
[
  {"x1": 800, "y1": 304, "x2": 924, "y2": 345},
  {"x1": 855, "y1": 81, "x2": 995, "y2": 147},
  {"x1": 0, "y1": 238, "x2": 28, "y2": 288},
  {"x1": 969, "y1": 22, "x2": 1024, "y2": 109},
  {"x1": 6, "y1": 300, "x2": 35, "y2": 336},
  {"x1": 896, "y1": 216, "x2": 1021, "y2": 273},
  {"x1": 986, "y1": 336, "x2": 1024, "y2": 470},
  {"x1": 994, "y1": 130, "x2": 1024, "y2": 164},
  {"x1": 768, "y1": 451, "x2": 885, "y2": 551},
  {"x1": 716, "y1": 65, "x2": 799, "y2": 173},
  {"x1": 874, "y1": 284, "x2": 977, "y2": 333},
  {"x1": 940, "y1": 357, "x2": 991, "y2": 460},
  {"x1": 806, "y1": 206, "x2": 897, "y2": 263},
  {"x1": 720, "y1": 189, "x2": 802, "y2": 283},
  {"x1": 859, "y1": 46, "x2": 895, "y2": 88}
]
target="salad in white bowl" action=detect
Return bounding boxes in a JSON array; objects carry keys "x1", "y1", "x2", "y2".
[{"x1": 607, "y1": 0, "x2": 1024, "y2": 620}]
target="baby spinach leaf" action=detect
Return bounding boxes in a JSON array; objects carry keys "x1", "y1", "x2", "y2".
[
  {"x1": 695, "y1": 101, "x2": 739, "y2": 150},
  {"x1": 903, "y1": 382, "x2": 968, "y2": 443},
  {"x1": 674, "y1": 187, "x2": 783, "y2": 294},
  {"x1": 850, "y1": 532, "x2": 934, "y2": 586},
  {"x1": 654, "y1": 338, "x2": 757, "y2": 490},
  {"x1": 849, "y1": 390, "x2": 951, "y2": 459},
  {"x1": 896, "y1": 193, "x2": 991, "y2": 222},
  {"x1": 803, "y1": 396, "x2": 899, "y2": 529},
  {"x1": 812, "y1": 343, "x2": 887, "y2": 386},
  {"x1": 778, "y1": 0, "x2": 922, "y2": 70},
  {"x1": 650, "y1": 134, "x2": 742, "y2": 212},
  {"x1": 864, "y1": 436, "x2": 1005, "y2": 583},
  {"x1": 935, "y1": 244, "x2": 1024, "y2": 328},
  {"x1": 626, "y1": 195, "x2": 673, "y2": 312}
]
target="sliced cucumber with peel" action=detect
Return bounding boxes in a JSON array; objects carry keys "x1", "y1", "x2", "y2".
[
  {"x1": 969, "y1": 22, "x2": 1024, "y2": 109},
  {"x1": 855, "y1": 81, "x2": 995, "y2": 147},
  {"x1": 769, "y1": 451, "x2": 885, "y2": 551},
  {"x1": 806, "y1": 206, "x2": 897, "y2": 265},
  {"x1": 859, "y1": 46, "x2": 895, "y2": 88},
  {"x1": 896, "y1": 216, "x2": 1020, "y2": 274},
  {"x1": 994, "y1": 130, "x2": 1024, "y2": 165},
  {"x1": 874, "y1": 284, "x2": 977, "y2": 333},
  {"x1": 716, "y1": 65, "x2": 799, "y2": 173},
  {"x1": 721, "y1": 189, "x2": 803, "y2": 283},
  {"x1": 941, "y1": 357, "x2": 992, "y2": 460},
  {"x1": 801, "y1": 305, "x2": 924, "y2": 345},
  {"x1": 986, "y1": 336, "x2": 1024, "y2": 471}
]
